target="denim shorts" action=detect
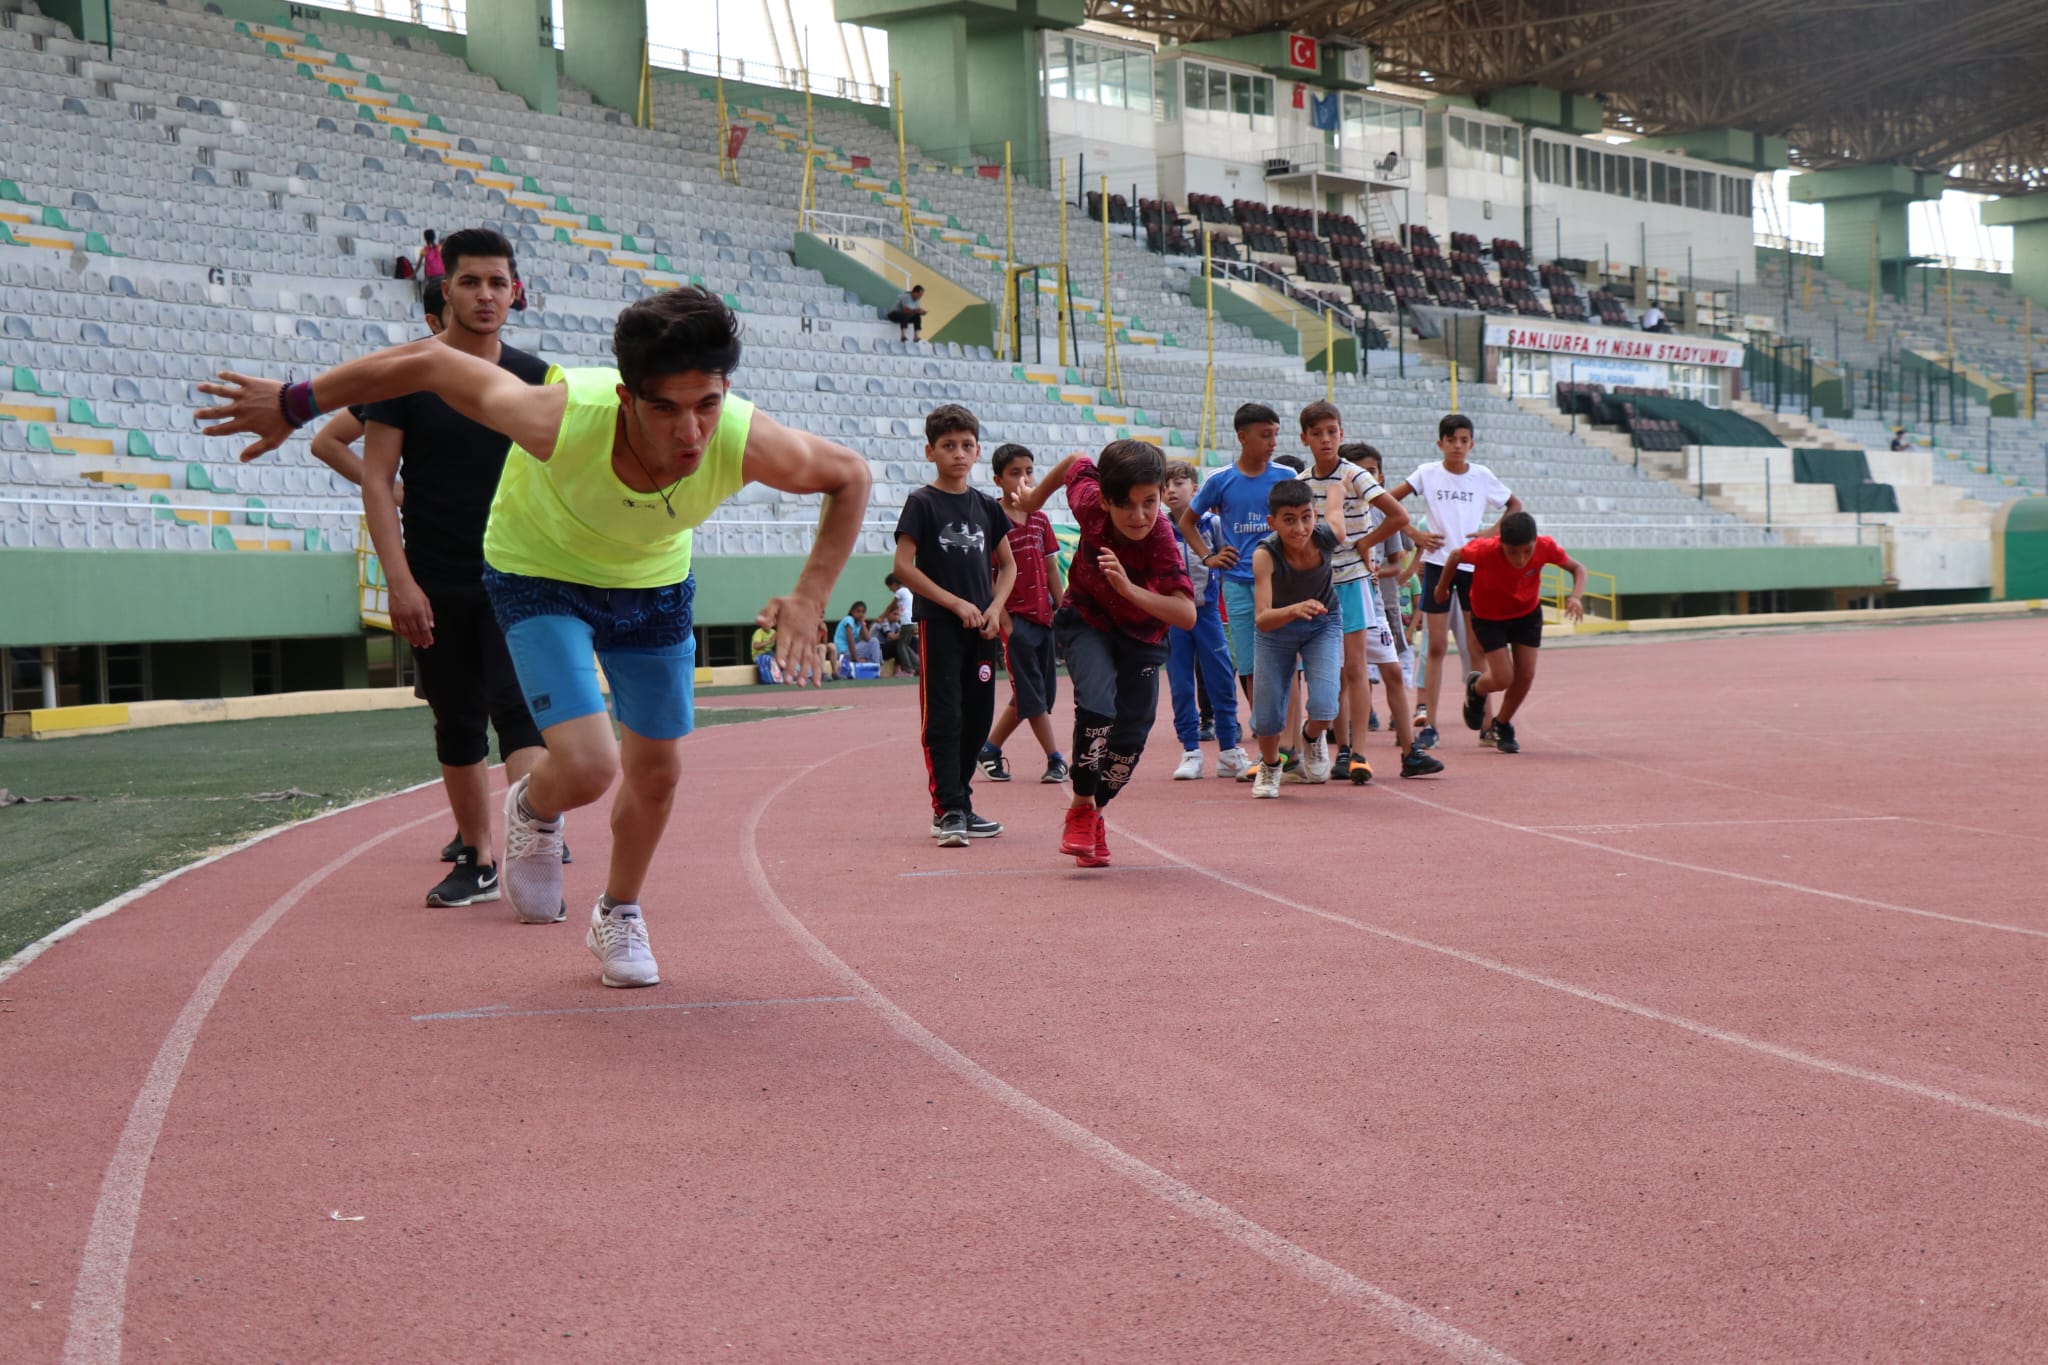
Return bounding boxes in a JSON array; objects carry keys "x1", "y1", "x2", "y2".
[
  {"x1": 482, "y1": 568, "x2": 697, "y2": 740},
  {"x1": 1222, "y1": 578, "x2": 1257, "y2": 676},
  {"x1": 1252, "y1": 611, "x2": 1342, "y2": 737}
]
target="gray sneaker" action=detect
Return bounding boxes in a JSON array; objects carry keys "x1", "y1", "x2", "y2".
[
  {"x1": 587, "y1": 903, "x2": 660, "y2": 988},
  {"x1": 502, "y1": 776, "x2": 566, "y2": 924}
]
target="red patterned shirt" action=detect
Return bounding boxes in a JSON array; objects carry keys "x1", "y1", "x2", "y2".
[
  {"x1": 1000, "y1": 507, "x2": 1060, "y2": 626},
  {"x1": 1062, "y1": 457, "x2": 1193, "y2": 645}
]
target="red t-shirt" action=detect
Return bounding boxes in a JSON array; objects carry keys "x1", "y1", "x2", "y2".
[
  {"x1": 1000, "y1": 508, "x2": 1060, "y2": 626},
  {"x1": 1462, "y1": 535, "x2": 1569, "y2": 620},
  {"x1": 1062, "y1": 457, "x2": 1193, "y2": 645}
]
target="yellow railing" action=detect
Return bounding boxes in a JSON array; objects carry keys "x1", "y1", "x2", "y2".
[
  {"x1": 357, "y1": 516, "x2": 391, "y2": 631},
  {"x1": 1541, "y1": 565, "x2": 1618, "y2": 628}
]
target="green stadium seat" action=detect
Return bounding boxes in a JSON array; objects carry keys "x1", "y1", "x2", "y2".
[
  {"x1": 68, "y1": 398, "x2": 113, "y2": 429},
  {"x1": 244, "y1": 497, "x2": 267, "y2": 526},
  {"x1": 211, "y1": 526, "x2": 241, "y2": 551},
  {"x1": 126, "y1": 431, "x2": 165, "y2": 460}
]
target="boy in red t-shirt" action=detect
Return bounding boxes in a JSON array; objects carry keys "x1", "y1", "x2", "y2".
[
  {"x1": 979, "y1": 443, "x2": 1069, "y2": 785},
  {"x1": 1018, "y1": 441, "x2": 1196, "y2": 867},
  {"x1": 1434, "y1": 511, "x2": 1586, "y2": 754}
]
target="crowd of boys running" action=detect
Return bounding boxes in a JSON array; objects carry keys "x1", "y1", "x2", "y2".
[{"x1": 194, "y1": 221, "x2": 1586, "y2": 985}]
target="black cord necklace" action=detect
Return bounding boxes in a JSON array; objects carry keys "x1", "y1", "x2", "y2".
[{"x1": 620, "y1": 423, "x2": 684, "y2": 519}]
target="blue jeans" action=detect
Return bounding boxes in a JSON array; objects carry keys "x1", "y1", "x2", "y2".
[
  {"x1": 1252, "y1": 612, "x2": 1341, "y2": 738},
  {"x1": 1167, "y1": 603, "x2": 1240, "y2": 750}
]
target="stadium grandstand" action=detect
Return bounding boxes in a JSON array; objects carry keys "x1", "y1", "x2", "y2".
[{"x1": 3, "y1": 0, "x2": 2047, "y2": 716}]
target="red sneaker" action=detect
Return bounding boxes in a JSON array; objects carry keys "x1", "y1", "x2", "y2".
[
  {"x1": 1059, "y1": 805, "x2": 1095, "y2": 857},
  {"x1": 1076, "y1": 810, "x2": 1110, "y2": 868}
]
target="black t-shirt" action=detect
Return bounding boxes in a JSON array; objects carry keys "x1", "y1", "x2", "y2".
[
  {"x1": 361, "y1": 343, "x2": 550, "y2": 589},
  {"x1": 894, "y1": 485, "x2": 1008, "y2": 621}
]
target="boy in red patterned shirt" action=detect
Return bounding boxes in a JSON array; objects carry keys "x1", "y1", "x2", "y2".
[
  {"x1": 1018, "y1": 441, "x2": 1196, "y2": 867},
  {"x1": 978, "y1": 444, "x2": 1070, "y2": 785}
]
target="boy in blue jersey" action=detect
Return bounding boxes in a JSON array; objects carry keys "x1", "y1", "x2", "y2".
[{"x1": 1162, "y1": 460, "x2": 1249, "y2": 779}]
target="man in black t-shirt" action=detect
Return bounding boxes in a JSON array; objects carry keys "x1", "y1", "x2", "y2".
[
  {"x1": 892, "y1": 404, "x2": 1017, "y2": 847},
  {"x1": 360, "y1": 228, "x2": 555, "y2": 910}
]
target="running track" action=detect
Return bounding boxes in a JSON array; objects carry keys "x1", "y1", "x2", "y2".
[{"x1": 4, "y1": 618, "x2": 2045, "y2": 1362}]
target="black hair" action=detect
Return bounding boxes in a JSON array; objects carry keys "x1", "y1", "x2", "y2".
[
  {"x1": 1098, "y1": 439, "x2": 1166, "y2": 505},
  {"x1": 991, "y1": 442, "x2": 1034, "y2": 477},
  {"x1": 439, "y1": 226, "x2": 516, "y2": 279},
  {"x1": 1439, "y1": 412, "x2": 1475, "y2": 440},
  {"x1": 1339, "y1": 441, "x2": 1382, "y2": 469},
  {"x1": 1498, "y1": 510, "x2": 1538, "y2": 546},
  {"x1": 911, "y1": 284, "x2": 925, "y2": 294},
  {"x1": 885, "y1": 573, "x2": 901, "y2": 588},
  {"x1": 422, "y1": 229, "x2": 437, "y2": 245},
  {"x1": 613, "y1": 287, "x2": 744, "y2": 395},
  {"x1": 925, "y1": 403, "x2": 980, "y2": 444},
  {"x1": 850, "y1": 600, "x2": 868, "y2": 613},
  {"x1": 421, "y1": 280, "x2": 445, "y2": 322},
  {"x1": 1234, "y1": 402, "x2": 1280, "y2": 432},
  {"x1": 1267, "y1": 478, "x2": 1314, "y2": 512},
  {"x1": 1274, "y1": 453, "x2": 1306, "y2": 473}
]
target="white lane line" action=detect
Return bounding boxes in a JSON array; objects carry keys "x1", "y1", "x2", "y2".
[
  {"x1": 62, "y1": 806, "x2": 446, "y2": 1365},
  {"x1": 1109, "y1": 823, "x2": 2048, "y2": 1136},
  {"x1": 1524, "y1": 816, "x2": 1902, "y2": 833},
  {"x1": 898, "y1": 864, "x2": 1188, "y2": 878},
  {"x1": 1383, "y1": 785, "x2": 2045, "y2": 940},
  {"x1": 411, "y1": 995, "x2": 858, "y2": 1021},
  {"x1": 745, "y1": 751, "x2": 1521, "y2": 1365}
]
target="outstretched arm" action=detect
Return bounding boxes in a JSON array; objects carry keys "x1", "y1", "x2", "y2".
[
  {"x1": 195, "y1": 338, "x2": 566, "y2": 463},
  {"x1": 741, "y1": 410, "x2": 874, "y2": 686},
  {"x1": 1016, "y1": 452, "x2": 1083, "y2": 517}
]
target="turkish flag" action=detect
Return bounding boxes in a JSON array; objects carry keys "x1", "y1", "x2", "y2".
[
  {"x1": 1287, "y1": 33, "x2": 1318, "y2": 71},
  {"x1": 1292, "y1": 83, "x2": 1305, "y2": 109},
  {"x1": 727, "y1": 124, "x2": 749, "y2": 160}
]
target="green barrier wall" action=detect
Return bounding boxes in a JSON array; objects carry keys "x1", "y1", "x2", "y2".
[{"x1": 1992, "y1": 497, "x2": 2048, "y2": 599}]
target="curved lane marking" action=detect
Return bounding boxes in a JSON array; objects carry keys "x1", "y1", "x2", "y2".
[{"x1": 742, "y1": 747, "x2": 1522, "y2": 1365}]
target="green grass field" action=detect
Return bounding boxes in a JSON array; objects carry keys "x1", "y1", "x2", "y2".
[{"x1": 0, "y1": 706, "x2": 799, "y2": 963}]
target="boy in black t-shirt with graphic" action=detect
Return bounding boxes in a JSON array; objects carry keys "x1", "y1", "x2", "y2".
[{"x1": 893, "y1": 404, "x2": 1018, "y2": 848}]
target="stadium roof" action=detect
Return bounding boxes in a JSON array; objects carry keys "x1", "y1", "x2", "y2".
[{"x1": 1086, "y1": 0, "x2": 2048, "y2": 193}]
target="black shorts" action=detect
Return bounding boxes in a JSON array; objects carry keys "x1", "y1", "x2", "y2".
[
  {"x1": 1003, "y1": 614, "x2": 1059, "y2": 720},
  {"x1": 415, "y1": 582, "x2": 544, "y2": 766},
  {"x1": 1419, "y1": 561, "x2": 1473, "y2": 615},
  {"x1": 1471, "y1": 609, "x2": 1544, "y2": 653}
]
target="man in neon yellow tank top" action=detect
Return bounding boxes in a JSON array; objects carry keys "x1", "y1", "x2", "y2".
[{"x1": 197, "y1": 290, "x2": 871, "y2": 988}]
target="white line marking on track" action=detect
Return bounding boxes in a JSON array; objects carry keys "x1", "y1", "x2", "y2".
[
  {"x1": 61, "y1": 805, "x2": 447, "y2": 1365},
  {"x1": 1385, "y1": 785, "x2": 2045, "y2": 939},
  {"x1": 1109, "y1": 825, "x2": 2048, "y2": 1135},
  {"x1": 746, "y1": 750, "x2": 1521, "y2": 1365},
  {"x1": 1525, "y1": 816, "x2": 1902, "y2": 833},
  {"x1": 898, "y1": 864, "x2": 1189, "y2": 878},
  {"x1": 411, "y1": 995, "x2": 858, "y2": 1021}
]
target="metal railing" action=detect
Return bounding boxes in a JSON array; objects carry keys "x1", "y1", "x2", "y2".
[
  {"x1": 1206, "y1": 256, "x2": 1362, "y2": 332},
  {"x1": 0, "y1": 496, "x2": 360, "y2": 549},
  {"x1": 1260, "y1": 142, "x2": 1409, "y2": 184},
  {"x1": 647, "y1": 45, "x2": 887, "y2": 108}
]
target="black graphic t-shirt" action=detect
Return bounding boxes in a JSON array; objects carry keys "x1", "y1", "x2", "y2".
[{"x1": 894, "y1": 484, "x2": 1009, "y2": 622}]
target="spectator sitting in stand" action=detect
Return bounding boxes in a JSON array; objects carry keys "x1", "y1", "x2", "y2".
[
  {"x1": 750, "y1": 623, "x2": 782, "y2": 684},
  {"x1": 1890, "y1": 427, "x2": 1911, "y2": 452},
  {"x1": 872, "y1": 599, "x2": 906, "y2": 674},
  {"x1": 888, "y1": 284, "x2": 928, "y2": 343},
  {"x1": 1638, "y1": 303, "x2": 1666, "y2": 332},
  {"x1": 834, "y1": 601, "x2": 884, "y2": 672}
]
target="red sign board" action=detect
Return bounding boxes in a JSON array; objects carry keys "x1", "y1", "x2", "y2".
[{"x1": 1286, "y1": 33, "x2": 1318, "y2": 71}]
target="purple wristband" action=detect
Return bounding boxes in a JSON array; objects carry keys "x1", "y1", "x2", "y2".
[{"x1": 281, "y1": 380, "x2": 322, "y2": 429}]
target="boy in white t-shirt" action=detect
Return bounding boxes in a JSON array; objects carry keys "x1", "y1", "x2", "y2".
[{"x1": 1384, "y1": 413, "x2": 1521, "y2": 750}]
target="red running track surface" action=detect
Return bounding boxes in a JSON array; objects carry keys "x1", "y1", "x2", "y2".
[{"x1": 3, "y1": 618, "x2": 2045, "y2": 1362}]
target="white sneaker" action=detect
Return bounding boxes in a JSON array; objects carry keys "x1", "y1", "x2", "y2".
[
  {"x1": 1172, "y1": 749, "x2": 1205, "y2": 780},
  {"x1": 587, "y1": 902, "x2": 660, "y2": 988},
  {"x1": 1303, "y1": 732, "x2": 1333, "y2": 784},
  {"x1": 1215, "y1": 746, "x2": 1252, "y2": 781},
  {"x1": 502, "y1": 776, "x2": 566, "y2": 924},
  {"x1": 1251, "y1": 762, "x2": 1282, "y2": 799}
]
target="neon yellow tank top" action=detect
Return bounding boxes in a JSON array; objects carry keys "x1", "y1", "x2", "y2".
[{"x1": 483, "y1": 366, "x2": 752, "y2": 588}]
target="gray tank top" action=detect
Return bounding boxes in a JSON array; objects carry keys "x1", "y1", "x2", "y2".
[{"x1": 1258, "y1": 524, "x2": 1339, "y2": 614}]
